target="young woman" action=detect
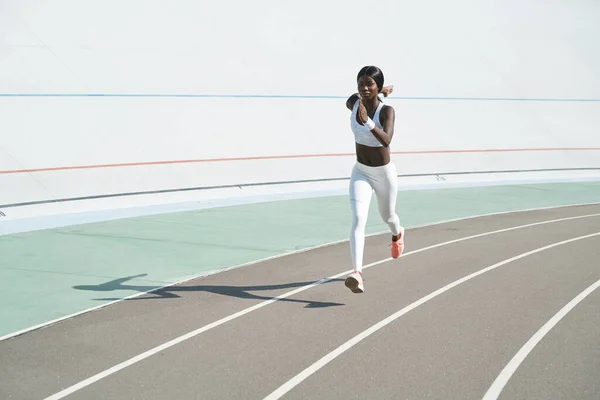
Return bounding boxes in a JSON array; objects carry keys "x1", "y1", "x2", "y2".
[{"x1": 344, "y1": 65, "x2": 405, "y2": 294}]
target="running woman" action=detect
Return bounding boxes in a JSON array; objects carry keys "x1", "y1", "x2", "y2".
[{"x1": 344, "y1": 65, "x2": 405, "y2": 294}]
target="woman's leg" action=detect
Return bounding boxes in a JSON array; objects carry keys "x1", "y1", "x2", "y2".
[
  {"x1": 349, "y1": 165, "x2": 373, "y2": 273},
  {"x1": 373, "y1": 163, "x2": 401, "y2": 235},
  {"x1": 373, "y1": 163, "x2": 404, "y2": 257}
]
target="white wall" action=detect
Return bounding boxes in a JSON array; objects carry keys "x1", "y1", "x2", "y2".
[{"x1": 1, "y1": 0, "x2": 599, "y2": 218}]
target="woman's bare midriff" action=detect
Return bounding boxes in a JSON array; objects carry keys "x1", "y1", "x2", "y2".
[{"x1": 355, "y1": 142, "x2": 390, "y2": 167}]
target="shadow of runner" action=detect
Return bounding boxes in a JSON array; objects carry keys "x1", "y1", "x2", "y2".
[{"x1": 73, "y1": 273, "x2": 345, "y2": 308}]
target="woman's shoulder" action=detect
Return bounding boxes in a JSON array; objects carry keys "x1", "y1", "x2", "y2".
[
  {"x1": 378, "y1": 103, "x2": 395, "y2": 125},
  {"x1": 381, "y1": 103, "x2": 395, "y2": 113}
]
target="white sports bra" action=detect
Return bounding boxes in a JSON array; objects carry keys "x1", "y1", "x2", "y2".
[{"x1": 350, "y1": 99, "x2": 385, "y2": 147}]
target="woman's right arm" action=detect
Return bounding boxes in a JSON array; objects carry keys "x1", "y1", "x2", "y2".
[{"x1": 346, "y1": 93, "x2": 359, "y2": 110}]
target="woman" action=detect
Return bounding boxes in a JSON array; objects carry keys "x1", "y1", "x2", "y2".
[{"x1": 344, "y1": 65, "x2": 405, "y2": 294}]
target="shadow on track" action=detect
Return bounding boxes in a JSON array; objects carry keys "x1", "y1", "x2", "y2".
[{"x1": 73, "y1": 273, "x2": 344, "y2": 308}]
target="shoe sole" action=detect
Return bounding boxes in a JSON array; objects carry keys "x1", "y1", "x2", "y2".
[{"x1": 345, "y1": 276, "x2": 364, "y2": 293}]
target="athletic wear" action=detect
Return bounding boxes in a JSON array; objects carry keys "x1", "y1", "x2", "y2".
[
  {"x1": 391, "y1": 226, "x2": 405, "y2": 258},
  {"x1": 350, "y1": 100, "x2": 385, "y2": 147},
  {"x1": 349, "y1": 161, "x2": 402, "y2": 273},
  {"x1": 344, "y1": 271, "x2": 364, "y2": 293},
  {"x1": 346, "y1": 98, "x2": 404, "y2": 293}
]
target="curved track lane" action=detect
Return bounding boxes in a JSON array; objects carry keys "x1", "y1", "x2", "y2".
[{"x1": 0, "y1": 204, "x2": 599, "y2": 400}]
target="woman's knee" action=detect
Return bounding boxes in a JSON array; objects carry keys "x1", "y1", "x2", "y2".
[
  {"x1": 352, "y1": 211, "x2": 368, "y2": 229},
  {"x1": 351, "y1": 202, "x2": 369, "y2": 230}
]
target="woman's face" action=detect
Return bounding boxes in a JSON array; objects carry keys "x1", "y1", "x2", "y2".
[{"x1": 357, "y1": 75, "x2": 379, "y2": 99}]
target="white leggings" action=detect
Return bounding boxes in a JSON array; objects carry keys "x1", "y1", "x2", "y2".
[{"x1": 349, "y1": 161, "x2": 401, "y2": 272}]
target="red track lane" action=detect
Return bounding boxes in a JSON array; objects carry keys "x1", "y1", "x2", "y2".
[{"x1": 1, "y1": 147, "x2": 599, "y2": 175}]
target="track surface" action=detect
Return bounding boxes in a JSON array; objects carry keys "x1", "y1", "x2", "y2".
[{"x1": 1, "y1": 204, "x2": 599, "y2": 399}]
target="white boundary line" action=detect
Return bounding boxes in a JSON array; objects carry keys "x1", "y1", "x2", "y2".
[
  {"x1": 482, "y1": 277, "x2": 600, "y2": 400},
  {"x1": 1, "y1": 201, "x2": 599, "y2": 343},
  {"x1": 262, "y1": 232, "x2": 600, "y2": 400},
  {"x1": 41, "y1": 213, "x2": 600, "y2": 400}
]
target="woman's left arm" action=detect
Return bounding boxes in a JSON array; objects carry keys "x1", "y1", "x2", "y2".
[{"x1": 358, "y1": 101, "x2": 395, "y2": 147}]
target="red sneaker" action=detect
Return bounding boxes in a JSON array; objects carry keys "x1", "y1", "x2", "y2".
[{"x1": 391, "y1": 227, "x2": 405, "y2": 259}]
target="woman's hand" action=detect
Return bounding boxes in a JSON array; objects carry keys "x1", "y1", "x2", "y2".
[
  {"x1": 380, "y1": 85, "x2": 394, "y2": 97},
  {"x1": 357, "y1": 97, "x2": 369, "y2": 124}
]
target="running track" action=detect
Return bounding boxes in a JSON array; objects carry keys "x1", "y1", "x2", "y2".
[{"x1": 1, "y1": 204, "x2": 599, "y2": 399}]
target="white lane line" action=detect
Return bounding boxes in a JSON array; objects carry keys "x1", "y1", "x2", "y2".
[
  {"x1": 262, "y1": 232, "x2": 600, "y2": 400},
  {"x1": 2, "y1": 202, "x2": 598, "y2": 343},
  {"x1": 42, "y1": 213, "x2": 600, "y2": 400},
  {"x1": 482, "y1": 277, "x2": 600, "y2": 400}
]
